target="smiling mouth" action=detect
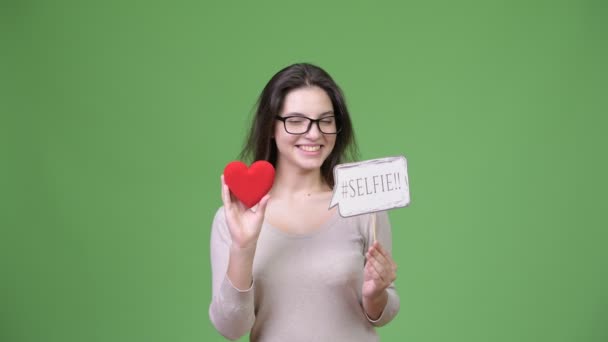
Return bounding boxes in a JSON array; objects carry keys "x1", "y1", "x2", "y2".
[{"x1": 297, "y1": 145, "x2": 322, "y2": 152}]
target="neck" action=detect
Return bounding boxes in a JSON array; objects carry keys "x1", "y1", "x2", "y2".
[{"x1": 271, "y1": 163, "x2": 329, "y2": 198}]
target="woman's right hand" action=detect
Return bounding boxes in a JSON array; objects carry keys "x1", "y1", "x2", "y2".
[{"x1": 221, "y1": 174, "x2": 270, "y2": 249}]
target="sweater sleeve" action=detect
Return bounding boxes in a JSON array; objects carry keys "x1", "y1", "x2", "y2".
[
  {"x1": 362, "y1": 210, "x2": 401, "y2": 327},
  {"x1": 208, "y1": 207, "x2": 255, "y2": 340}
]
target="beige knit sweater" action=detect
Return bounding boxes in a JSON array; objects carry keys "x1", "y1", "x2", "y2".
[{"x1": 209, "y1": 208, "x2": 400, "y2": 341}]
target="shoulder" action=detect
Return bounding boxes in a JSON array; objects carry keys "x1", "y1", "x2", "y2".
[
  {"x1": 212, "y1": 206, "x2": 226, "y2": 224},
  {"x1": 211, "y1": 206, "x2": 231, "y2": 243}
]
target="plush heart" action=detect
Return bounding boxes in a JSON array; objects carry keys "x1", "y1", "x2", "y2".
[{"x1": 223, "y1": 160, "x2": 275, "y2": 208}]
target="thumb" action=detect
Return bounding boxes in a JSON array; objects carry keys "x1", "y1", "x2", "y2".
[{"x1": 256, "y1": 194, "x2": 271, "y2": 217}]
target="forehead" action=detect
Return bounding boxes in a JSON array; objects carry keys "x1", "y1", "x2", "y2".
[{"x1": 281, "y1": 86, "x2": 334, "y2": 116}]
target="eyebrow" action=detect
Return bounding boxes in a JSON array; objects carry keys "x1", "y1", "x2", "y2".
[{"x1": 283, "y1": 111, "x2": 335, "y2": 118}]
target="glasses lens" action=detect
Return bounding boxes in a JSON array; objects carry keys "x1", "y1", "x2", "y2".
[
  {"x1": 285, "y1": 117, "x2": 309, "y2": 134},
  {"x1": 318, "y1": 116, "x2": 337, "y2": 134},
  {"x1": 283, "y1": 116, "x2": 339, "y2": 134}
]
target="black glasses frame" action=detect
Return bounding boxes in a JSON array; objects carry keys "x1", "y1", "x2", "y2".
[{"x1": 275, "y1": 115, "x2": 341, "y2": 135}]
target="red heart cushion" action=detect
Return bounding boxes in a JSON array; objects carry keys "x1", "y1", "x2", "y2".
[{"x1": 224, "y1": 160, "x2": 275, "y2": 208}]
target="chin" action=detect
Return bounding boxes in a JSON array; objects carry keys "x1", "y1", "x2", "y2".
[
  {"x1": 286, "y1": 156, "x2": 328, "y2": 172},
  {"x1": 299, "y1": 160, "x2": 325, "y2": 171}
]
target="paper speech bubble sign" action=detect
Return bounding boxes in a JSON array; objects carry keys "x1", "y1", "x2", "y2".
[{"x1": 330, "y1": 156, "x2": 410, "y2": 217}]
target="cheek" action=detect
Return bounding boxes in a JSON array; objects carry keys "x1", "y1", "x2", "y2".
[
  {"x1": 325, "y1": 137, "x2": 338, "y2": 156},
  {"x1": 274, "y1": 126, "x2": 295, "y2": 148},
  {"x1": 326, "y1": 135, "x2": 337, "y2": 148}
]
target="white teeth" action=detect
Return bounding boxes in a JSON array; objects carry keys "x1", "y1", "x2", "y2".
[{"x1": 299, "y1": 145, "x2": 320, "y2": 152}]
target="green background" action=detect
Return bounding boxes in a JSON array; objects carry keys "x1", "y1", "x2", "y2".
[{"x1": 2, "y1": 0, "x2": 607, "y2": 341}]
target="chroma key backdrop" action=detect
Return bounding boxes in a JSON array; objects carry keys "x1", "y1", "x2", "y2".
[{"x1": 2, "y1": 1, "x2": 607, "y2": 342}]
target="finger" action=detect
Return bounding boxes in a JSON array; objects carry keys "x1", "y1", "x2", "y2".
[
  {"x1": 369, "y1": 247, "x2": 390, "y2": 271},
  {"x1": 369, "y1": 264, "x2": 383, "y2": 281},
  {"x1": 364, "y1": 255, "x2": 379, "y2": 279},
  {"x1": 369, "y1": 256, "x2": 388, "y2": 282},
  {"x1": 366, "y1": 252, "x2": 388, "y2": 281},
  {"x1": 370, "y1": 250, "x2": 397, "y2": 283},
  {"x1": 365, "y1": 257, "x2": 377, "y2": 277},
  {"x1": 220, "y1": 175, "x2": 232, "y2": 210},
  {"x1": 373, "y1": 244, "x2": 398, "y2": 272},
  {"x1": 374, "y1": 242, "x2": 391, "y2": 259},
  {"x1": 375, "y1": 244, "x2": 397, "y2": 270},
  {"x1": 376, "y1": 245, "x2": 397, "y2": 271},
  {"x1": 364, "y1": 262, "x2": 375, "y2": 279},
  {"x1": 379, "y1": 247, "x2": 394, "y2": 268}
]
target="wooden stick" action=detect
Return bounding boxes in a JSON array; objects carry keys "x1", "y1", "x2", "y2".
[{"x1": 371, "y1": 212, "x2": 377, "y2": 243}]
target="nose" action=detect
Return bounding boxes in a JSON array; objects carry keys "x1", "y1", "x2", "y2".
[{"x1": 304, "y1": 121, "x2": 322, "y2": 139}]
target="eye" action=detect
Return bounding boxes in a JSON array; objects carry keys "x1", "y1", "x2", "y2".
[
  {"x1": 320, "y1": 117, "x2": 335, "y2": 124},
  {"x1": 286, "y1": 118, "x2": 305, "y2": 124}
]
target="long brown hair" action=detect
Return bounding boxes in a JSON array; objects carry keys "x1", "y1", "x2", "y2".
[{"x1": 240, "y1": 63, "x2": 358, "y2": 188}]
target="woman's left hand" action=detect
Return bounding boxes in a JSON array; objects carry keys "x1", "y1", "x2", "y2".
[{"x1": 362, "y1": 241, "x2": 397, "y2": 300}]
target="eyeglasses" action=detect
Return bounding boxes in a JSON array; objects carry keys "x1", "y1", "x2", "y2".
[{"x1": 275, "y1": 115, "x2": 340, "y2": 135}]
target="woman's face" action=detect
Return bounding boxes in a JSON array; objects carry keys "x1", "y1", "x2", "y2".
[{"x1": 274, "y1": 86, "x2": 337, "y2": 173}]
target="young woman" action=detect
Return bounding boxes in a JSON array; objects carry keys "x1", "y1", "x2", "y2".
[{"x1": 209, "y1": 63, "x2": 399, "y2": 341}]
